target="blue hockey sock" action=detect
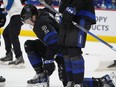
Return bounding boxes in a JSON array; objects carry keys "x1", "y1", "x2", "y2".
[
  {"x1": 64, "y1": 58, "x2": 73, "y2": 81},
  {"x1": 28, "y1": 53, "x2": 43, "y2": 73},
  {"x1": 71, "y1": 55, "x2": 84, "y2": 84}
]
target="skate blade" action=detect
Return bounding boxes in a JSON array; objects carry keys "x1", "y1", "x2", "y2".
[
  {"x1": 9, "y1": 63, "x2": 25, "y2": 69},
  {"x1": 0, "y1": 61, "x2": 11, "y2": 65},
  {"x1": 27, "y1": 83, "x2": 48, "y2": 87},
  {"x1": 0, "y1": 82, "x2": 5, "y2": 87}
]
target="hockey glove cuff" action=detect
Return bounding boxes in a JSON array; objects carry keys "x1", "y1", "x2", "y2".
[
  {"x1": 43, "y1": 59, "x2": 55, "y2": 76},
  {"x1": 62, "y1": 7, "x2": 76, "y2": 29}
]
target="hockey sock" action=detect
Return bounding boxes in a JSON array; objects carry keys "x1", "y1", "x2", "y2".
[
  {"x1": 64, "y1": 57, "x2": 73, "y2": 81},
  {"x1": 70, "y1": 55, "x2": 84, "y2": 84},
  {"x1": 28, "y1": 53, "x2": 43, "y2": 74},
  {"x1": 55, "y1": 53, "x2": 68, "y2": 86}
]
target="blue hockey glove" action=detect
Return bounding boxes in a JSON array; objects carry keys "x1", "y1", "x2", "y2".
[{"x1": 43, "y1": 59, "x2": 55, "y2": 76}]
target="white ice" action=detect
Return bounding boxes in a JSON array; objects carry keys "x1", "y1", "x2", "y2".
[{"x1": 0, "y1": 36, "x2": 116, "y2": 87}]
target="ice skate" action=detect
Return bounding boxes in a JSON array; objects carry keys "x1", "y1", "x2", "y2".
[
  {"x1": 101, "y1": 73, "x2": 115, "y2": 87},
  {"x1": 65, "y1": 81, "x2": 74, "y2": 87},
  {"x1": 74, "y1": 84, "x2": 82, "y2": 87},
  {"x1": 8, "y1": 56, "x2": 25, "y2": 68},
  {"x1": 0, "y1": 52, "x2": 13, "y2": 65},
  {"x1": 0, "y1": 76, "x2": 6, "y2": 87},
  {"x1": 109, "y1": 72, "x2": 116, "y2": 86},
  {"x1": 27, "y1": 73, "x2": 49, "y2": 87}
]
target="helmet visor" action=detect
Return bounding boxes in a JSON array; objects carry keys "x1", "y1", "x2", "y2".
[{"x1": 21, "y1": 12, "x2": 32, "y2": 22}]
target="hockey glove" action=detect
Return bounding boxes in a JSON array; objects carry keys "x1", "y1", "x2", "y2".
[
  {"x1": 43, "y1": 59, "x2": 55, "y2": 76},
  {"x1": 62, "y1": 7, "x2": 76, "y2": 29},
  {"x1": 0, "y1": 13, "x2": 6, "y2": 28}
]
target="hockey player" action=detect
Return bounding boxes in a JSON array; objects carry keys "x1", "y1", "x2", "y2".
[
  {"x1": 0, "y1": 0, "x2": 25, "y2": 67},
  {"x1": 94, "y1": 0, "x2": 104, "y2": 8},
  {"x1": 81, "y1": 72, "x2": 116, "y2": 87},
  {"x1": 58, "y1": 0, "x2": 96, "y2": 87},
  {"x1": 0, "y1": 5, "x2": 6, "y2": 87},
  {"x1": 104, "y1": 0, "x2": 112, "y2": 9},
  {"x1": 94, "y1": 0, "x2": 112, "y2": 9},
  {"x1": 0, "y1": 76, "x2": 6, "y2": 87},
  {"x1": 20, "y1": 4, "x2": 67, "y2": 87}
]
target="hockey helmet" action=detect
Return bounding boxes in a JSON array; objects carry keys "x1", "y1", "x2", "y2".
[{"x1": 21, "y1": 4, "x2": 38, "y2": 22}]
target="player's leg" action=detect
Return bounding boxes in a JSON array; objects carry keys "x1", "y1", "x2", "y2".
[
  {"x1": 82, "y1": 72, "x2": 116, "y2": 87},
  {"x1": 55, "y1": 53, "x2": 68, "y2": 87},
  {"x1": 59, "y1": 47, "x2": 74, "y2": 87},
  {"x1": 71, "y1": 18, "x2": 92, "y2": 87},
  {"x1": 100, "y1": 72, "x2": 116, "y2": 87},
  {"x1": 27, "y1": 73, "x2": 49, "y2": 87},
  {"x1": 8, "y1": 15, "x2": 24, "y2": 67},
  {"x1": 81, "y1": 77, "x2": 103, "y2": 87},
  {"x1": 24, "y1": 40, "x2": 49, "y2": 87},
  {"x1": 66, "y1": 47, "x2": 84, "y2": 87},
  {"x1": 0, "y1": 25, "x2": 13, "y2": 64}
]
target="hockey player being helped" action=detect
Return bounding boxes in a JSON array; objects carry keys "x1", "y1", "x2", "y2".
[
  {"x1": 20, "y1": 4, "x2": 67, "y2": 87},
  {"x1": 0, "y1": 5, "x2": 6, "y2": 87}
]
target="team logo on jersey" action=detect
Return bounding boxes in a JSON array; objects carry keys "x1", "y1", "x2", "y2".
[{"x1": 41, "y1": 25, "x2": 49, "y2": 34}]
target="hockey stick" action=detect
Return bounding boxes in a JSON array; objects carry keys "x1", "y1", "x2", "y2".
[
  {"x1": 39, "y1": 0, "x2": 59, "y2": 14},
  {"x1": 72, "y1": 21, "x2": 116, "y2": 52},
  {"x1": 39, "y1": 0, "x2": 116, "y2": 52}
]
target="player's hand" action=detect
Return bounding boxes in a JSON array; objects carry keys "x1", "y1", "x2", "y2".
[
  {"x1": 43, "y1": 59, "x2": 55, "y2": 76},
  {"x1": 0, "y1": 13, "x2": 6, "y2": 28}
]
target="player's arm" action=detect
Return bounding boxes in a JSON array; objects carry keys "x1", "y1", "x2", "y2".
[
  {"x1": 35, "y1": 21, "x2": 58, "y2": 76},
  {"x1": 5, "y1": 0, "x2": 14, "y2": 11}
]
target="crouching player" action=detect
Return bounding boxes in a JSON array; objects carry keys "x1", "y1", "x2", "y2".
[{"x1": 20, "y1": 4, "x2": 67, "y2": 87}]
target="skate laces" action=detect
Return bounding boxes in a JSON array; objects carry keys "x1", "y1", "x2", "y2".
[
  {"x1": 74, "y1": 84, "x2": 81, "y2": 87},
  {"x1": 66, "y1": 81, "x2": 74, "y2": 87}
]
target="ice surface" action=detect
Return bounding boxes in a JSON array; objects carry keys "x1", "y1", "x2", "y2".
[{"x1": 0, "y1": 36, "x2": 116, "y2": 87}]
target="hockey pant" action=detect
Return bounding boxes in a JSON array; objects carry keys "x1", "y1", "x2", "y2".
[{"x1": 24, "y1": 39, "x2": 46, "y2": 74}]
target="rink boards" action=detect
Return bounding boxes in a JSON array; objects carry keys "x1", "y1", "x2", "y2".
[{"x1": 0, "y1": 8, "x2": 116, "y2": 43}]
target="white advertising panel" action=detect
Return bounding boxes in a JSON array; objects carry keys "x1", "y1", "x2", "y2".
[{"x1": 90, "y1": 10, "x2": 116, "y2": 36}]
